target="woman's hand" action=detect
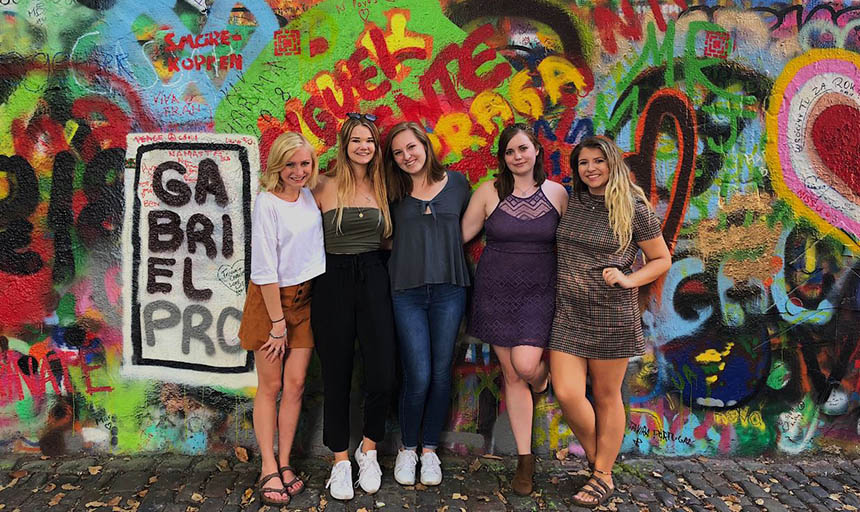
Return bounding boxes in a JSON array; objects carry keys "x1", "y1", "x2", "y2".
[
  {"x1": 260, "y1": 319, "x2": 288, "y2": 362},
  {"x1": 602, "y1": 267, "x2": 634, "y2": 289}
]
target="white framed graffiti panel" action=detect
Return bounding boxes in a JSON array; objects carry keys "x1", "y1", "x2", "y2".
[{"x1": 122, "y1": 133, "x2": 259, "y2": 387}]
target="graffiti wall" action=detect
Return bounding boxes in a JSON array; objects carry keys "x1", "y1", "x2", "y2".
[{"x1": 0, "y1": 0, "x2": 858, "y2": 457}]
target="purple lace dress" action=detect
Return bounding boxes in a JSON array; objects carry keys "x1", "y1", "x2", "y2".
[{"x1": 468, "y1": 187, "x2": 560, "y2": 347}]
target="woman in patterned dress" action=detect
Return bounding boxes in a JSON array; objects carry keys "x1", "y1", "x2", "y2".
[
  {"x1": 462, "y1": 123, "x2": 567, "y2": 496},
  {"x1": 549, "y1": 136, "x2": 671, "y2": 508}
]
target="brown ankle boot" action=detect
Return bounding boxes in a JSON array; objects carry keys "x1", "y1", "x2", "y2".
[{"x1": 512, "y1": 454, "x2": 535, "y2": 496}]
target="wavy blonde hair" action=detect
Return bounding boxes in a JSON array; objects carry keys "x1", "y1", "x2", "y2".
[
  {"x1": 328, "y1": 117, "x2": 392, "y2": 237},
  {"x1": 570, "y1": 136, "x2": 651, "y2": 253},
  {"x1": 260, "y1": 131, "x2": 319, "y2": 192}
]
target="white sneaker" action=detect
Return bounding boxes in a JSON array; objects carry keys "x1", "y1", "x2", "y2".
[
  {"x1": 394, "y1": 449, "x2": 418, "y2": 485},
  {"x1": 326, "y1": 460, "x2": 354, "y2": 500},
  {"x1": 420, "y1": 451, "x2": 442, "y2": 486},
  {"x1": 354, "y1": 441, "x2": 382, "y2": 494}
]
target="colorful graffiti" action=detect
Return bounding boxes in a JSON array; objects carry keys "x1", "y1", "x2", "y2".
[{"x1": 0, "y1": 0, "x2": 858, "y2": 457}]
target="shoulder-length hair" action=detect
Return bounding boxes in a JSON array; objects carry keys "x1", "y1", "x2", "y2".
[
  {"x1": 383, "y1": 122, "x2": 446, "y2": 202},
  {"x1": 569, "y1": 136, "x2": 651, "y2": 253},
  {"x1": 260, "y1": 131, "x2": 319, "y2": 192},
  {"x1": 328, "y1": 116, "x2": 392, "y2": 237},
  {"x1": 495, "y1": 123, "x2": 546, "y2": 200}
]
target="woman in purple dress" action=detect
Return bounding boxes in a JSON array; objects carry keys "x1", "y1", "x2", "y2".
[{"x1": 462, "y1": 123, "x2": 568, "y2": 495}]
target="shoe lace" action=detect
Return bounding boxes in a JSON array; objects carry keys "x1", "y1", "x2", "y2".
[
  {"x1": 422, "y1": 452, "x2": 440, "y2": 467},
  {"x1": 326, "y1": 463, "x2": 349, "y2": 489},
  {"x1": 357, "y1": 453, "x2": 382, "y2": 481},
  {"x1": 398, "y1": 450, "x2": 418, "y2": 468}
]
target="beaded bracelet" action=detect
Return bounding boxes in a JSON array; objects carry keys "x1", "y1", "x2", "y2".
[{"x1": 269, "y1": 330, "x2": 286, "y2": 339}]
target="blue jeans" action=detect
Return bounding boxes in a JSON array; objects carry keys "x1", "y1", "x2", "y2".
[{"x1": 392, "y1": 283, "x2": 466, "y2": 449}]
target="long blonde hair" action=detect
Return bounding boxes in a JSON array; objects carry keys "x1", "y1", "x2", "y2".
[
  {"x1": 570, "y1": 136, "x2": 651, "y2": 253},
  {"x1": 329, "y1": 117, "x2": 392, "y2": 237},
  {"x1": 261, "y1": 131, "x2": 319, "y2": 192}
]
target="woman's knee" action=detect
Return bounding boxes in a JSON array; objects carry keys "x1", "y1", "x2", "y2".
[
  {"x1": 256, "y1": 377, "x2": 282, "y2": 400},
  {"x1": 281, "y1": 375, "x2": 306, "y2": 401},
  {"x1": 552, "y1": 377, "x2": 586, "y2": 405}
]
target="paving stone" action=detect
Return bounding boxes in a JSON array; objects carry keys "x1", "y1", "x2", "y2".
[
  {"x1": 714, "y1": 484, "x2": 736, "y2": 496},
  {"x1": 758, "y1": 497, "x2": 789, "y2": 512},
  {"x1": 105, "y1": 456, "x2": 158, "y2": 472},
  {"x1": 615, "y1": 504, "x2": 640, "y2": 512},
  {"x1": 0, "y1": 455, "x2": 20, "y2": 471},
  {"x1": 793, "y1": 488, "x2": 821, "y2": 506},
  {"x1": 722, "y1": 470, "x2": 750, "y2": 484},
  {"x1": 807, "y1": 482, "x2": 831, "y2": 500},
  {"x1": 771, "y1": 472, "x2": 799, "y2": 491},
  {"x1": 176, "y1": 471, "x2": 210, "y2": 502},
  {"x1": 628, "y1": 484, "x2": 656, "y2": 502},
  {"x1": 197, "y1": 498, "x2": 225, "y2": 512},
  {"x1": 701, "y1": 470, "x2": 730, "y2": 488},
  {"x1": 664, "y1": 459, "x2": 704, "y2": 474},
  {"x1": 677, "y1": 489, "x2": 702, "y2": 505},
  {"x1": 138, "y1": 489, "x2": 173, "y2": 512},
  {"x1": 771, "y1": 463, "x2": 799, "y2": 473},
  {"x1": 685, "y1": 473, "x2": 717, "y2": 494},
  {"x1": 775, "y1": 492, "x2": 805, "y2": 509},
  {"x1": 797, "y1": 460, "x2": 839, "y2": 476},
  {"x1": 738, "y1": 479, "x2": 770, "y2": 499},
  {"x1": 56, "y1": 457, "x2": 98, "y2": 474},
  {"x1": 203, "y1": 471, "x2": 238, "y2": 498},
  {"x1": 224, "y1": 471, "x2": 258, "y2": 505},
  {"x1": 655, "y1": 490, "x2": 676, "y2": 508},
  {"x1": 767, "y1": 482, "x2": 789, "y2": 495},
  {"x1": 108, "y1": 469, "x2": 151, "y2": 493},
  {"x1": 157, "y1": 455, "x2": 194, "y2": 471},
  {"x1": 814, "y1": 475, "x2": 844, "y2": 493},
  {"x1": 785, "y1": 470, "x2": 810, "y2": 486},
  {"x1": 705, "y1": 496, "x2": 733, "y2": 512},
  {"x1": 17, "y1": 459, "x2": 55, "y2": 472},
  {"x1": 842, "y1": 492, "x2": 860, "y2": 507},
  {"x1": 736, "y1": 459, "x2": 768, "y2": 472},
  {"x1": 822, "y1": 497, "x2": 844, "y2": 510},
  {"x1": 708, "y1": 459, "x2": 741, "y2": 472}
]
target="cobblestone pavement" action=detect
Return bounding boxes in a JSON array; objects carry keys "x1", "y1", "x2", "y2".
[{"x1": 1, "y1": 452, "x2": 859, "y2": 511}]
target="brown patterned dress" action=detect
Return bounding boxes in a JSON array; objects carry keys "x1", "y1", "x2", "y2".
[{"x1": 549, "y1": 192, "x2": 663, "y2": 359}]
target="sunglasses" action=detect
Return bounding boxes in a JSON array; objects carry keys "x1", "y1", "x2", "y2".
[{"x1": 347, "y1": 112, "x2": 377, "y2": 122}]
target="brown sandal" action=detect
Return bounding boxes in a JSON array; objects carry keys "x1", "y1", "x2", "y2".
[
  {"x1": 258, "y1": 472, "x2": 290, "y2": 506},
  {"x1": 279, "y1": 465, "x2": 305, "y2": 496},
  {"x1": 571, "y1": 468, "x2": 614, "y2": 508}
]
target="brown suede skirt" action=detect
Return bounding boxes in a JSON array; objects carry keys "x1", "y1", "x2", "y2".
[{"x1": 238, "y1": 280, "x2": 313, "y2": 351}]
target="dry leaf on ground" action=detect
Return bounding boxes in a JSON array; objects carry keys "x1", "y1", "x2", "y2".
[
  {"x1": 234, "y1": 446, "x2": 249, "y2": 463},
  {"x1": 88, "y1": 466, "x2": 102, "y2": 475},
  {"x1": 9, "y1": 470, "x2": 28, "y2": 479},
  {"x1": 61, "y1": 484, "x2": 81, "y2": 491},
  {"x1": 48, "y1": 493, "x2": 65, "y2": 506}
]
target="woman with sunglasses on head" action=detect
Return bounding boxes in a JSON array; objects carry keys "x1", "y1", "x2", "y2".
[
  {"x1": 461, "y1": 123, "x2": 567, "y2": 496},
  {"x1": 383, "y1": 122, "x2": 471, "y2": 487},
  {"x1": 549, "y1": 136, "x2": 670, "y2": 508},
  {"x1": 311, "y1": 112, "x2": 396, "y2": 501},
  {"x1": 237, "y1": 132, "x2": 325, "y2": 508}
]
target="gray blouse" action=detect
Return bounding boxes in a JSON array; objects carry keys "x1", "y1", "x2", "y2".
[{"x1": 389, "y1": 170, "x2": 471, "y2": 291}]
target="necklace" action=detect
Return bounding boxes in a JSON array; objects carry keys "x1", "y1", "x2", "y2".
[
  {"x1": 513, "y1": 183, "x2": 538, "y2": 197},
  {"x1": 355, "y1": 190, "x2": 374, "y2": 218}
]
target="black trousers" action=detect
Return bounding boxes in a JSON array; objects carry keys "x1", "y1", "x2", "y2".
[{"x1": 311, "y1": 251, "x2": 396, "y2": 452}]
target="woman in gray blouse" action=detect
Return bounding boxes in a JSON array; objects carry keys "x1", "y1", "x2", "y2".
[{"x1": 384, "y1": 122, "x2": 471, "y2": 487}]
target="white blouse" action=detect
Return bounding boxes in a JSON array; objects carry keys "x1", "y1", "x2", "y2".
[{"x1": 250, "y1": 189, "x2": 325, "y2": 287}]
